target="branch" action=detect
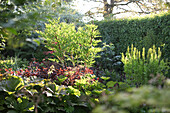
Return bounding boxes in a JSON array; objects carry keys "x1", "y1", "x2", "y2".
[
  {"x1": 111, "y1": 10, "x2": 150, "y2": 16},
  {"x1": 136, "y1": 1, "x2": 145, "y2": 13},
  {"x1": 111, "y1": 1, "x2": 134, "y2": 7},
  {"x1": 118, "y1": 7, "x2": 150, "y2": 14}
]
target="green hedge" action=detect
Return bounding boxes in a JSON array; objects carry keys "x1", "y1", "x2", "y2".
[{"x1": 94, "y1": 12, "x2": 170, "y2": 61}]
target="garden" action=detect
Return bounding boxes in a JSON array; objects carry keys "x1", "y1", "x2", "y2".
[{"x1": 0, "y1": 0, "x2": 170, "y2": 113}]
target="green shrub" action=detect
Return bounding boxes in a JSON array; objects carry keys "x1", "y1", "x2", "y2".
[
  {"x1": 121, "y1": 45, "x2": 168, "y2": 86},
  {"x1": 94, "y1": 12, "x2": 170, "y2": 72},
  {"x1": 95, "y1": 43, "x2": 122, "y2": 72},
  {"x1": 92, "y1": 79, "x2": 170, "y2": 113},
  {"x1": 37, "y1": 19, "x2": 102, "y2": 68}
]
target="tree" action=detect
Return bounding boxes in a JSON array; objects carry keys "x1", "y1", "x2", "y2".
[{"x1": 85, "y1": 0, "x2": 170, "y2": 19}]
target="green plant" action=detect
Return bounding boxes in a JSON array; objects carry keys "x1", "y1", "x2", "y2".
[
  {"x1": 1, "y1": 0, "x2": 83, "y2": 60},
  {"x1": 92, "y1": 79, "x2": 170, "y2": 113},
  {"x1": 0, "y1": 35, "x2": 6, "y2": 53},
  {"x1": 37, "y1": 19, "x2": 102, "y2": 68},
  {"x1": 121, "y1": 45, "x2": 168, "y2": 86},
  {"x1": 0, "y1": 56, "x2": 29, "y2": 73},
  {"x1": 95, "y1": 42, "x2": 123, "y2": 73},
  {"x1": 94, "y1": 12, "x2": 170, "y2": 72},
  {"x1": 0, "y1": 57, "x2": 110, "y2": 113},
  {"x1": 0, "y1": 76, "x2": 34, "y2": 113}
]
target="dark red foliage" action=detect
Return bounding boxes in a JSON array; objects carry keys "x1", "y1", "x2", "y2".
[
  {"x1": 4, "y1": 61, "x2": 97, "y2": 86},
  {"x1": 43, "y1": 51, "x2": 54, "y2": 55}
]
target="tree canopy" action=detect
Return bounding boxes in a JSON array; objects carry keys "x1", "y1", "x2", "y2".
[{"x1": 84, "y1": 0, "x2": 170, "y2": 19}]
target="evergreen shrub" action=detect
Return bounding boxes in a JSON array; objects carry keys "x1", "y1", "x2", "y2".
[{"x1": 94, "y1": 12, "x2": 170, "y2": 73}]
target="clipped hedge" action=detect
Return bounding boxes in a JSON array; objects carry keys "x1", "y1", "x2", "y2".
[{"x1": 94, "y1": 12, "x2": 170, "y2": 61}]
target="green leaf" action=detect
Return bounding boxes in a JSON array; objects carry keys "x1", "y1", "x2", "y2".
[
  {"x1": 33, "y1": 39, "x2": 41, "y2": 46},
  {"x1": 6, "y1": 28, "x2": 17, "y2": 35},
  {"x1": 7, "y1": 110, "x2": 18, "y2": 113},
  {"x1": 17, "y1": 98, "x2": 22, "y2": 103},
  {"x1": 106, "y1": 81, "x2": 116, "y2": 88},
  {"x1": 57, "y1": 76, "x2": 67, "y2": 83},
  {"x1": 1, "y1": 76, "x2": 24, "y2": 94},
  {"x1": 47, "y1": 83, "x2": 57, "y2": 93},
  {"x1": 101, "y1": 76, "x2": 110, "y2": 81},
  {"x1": 68, "y1": 86, "x2": 81, "y2": 97}
]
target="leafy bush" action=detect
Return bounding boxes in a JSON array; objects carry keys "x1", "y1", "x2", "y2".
[
  {"x1": 95, "y1": 43, "x2": 122, "y2": 73},
  {"x1": 0, "y1": 57, "x2": 113, "y2": 113},
  {"x1": 121, "y1": 45, "x2": 168, "y2": 86},
  {"x1": 37, "y1": 19, "x2": 102, "y2": 68},
  {"x1": 0, "y1": 67, "x2": 107, "y2": 113},
  {"x1": 92, "y1": 79, "x2": 170, "y2": 113}
]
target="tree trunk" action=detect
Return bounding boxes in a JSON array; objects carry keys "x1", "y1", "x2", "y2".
[
  {"x1": 103, "y1": 0, "x2": 109, "y2": 17},
  {"x1": 103, "y1": 0, "x2": 114, "y2": 18}
]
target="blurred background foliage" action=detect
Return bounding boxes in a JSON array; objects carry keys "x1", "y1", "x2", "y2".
[
  {"x1": 0, "y1": 0, "x2": 83, "y2": 60},
  {"x1": 92, "y1": 79, "x2": 170, "y2": 113}
]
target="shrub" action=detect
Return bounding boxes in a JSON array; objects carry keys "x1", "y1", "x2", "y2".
[
  {"x1": 94, "y1": 12, "x2": 170, "y2": 72},
  {"x1": 37, "y1": 19, "x2": 102, "y2": 68},
  {"x1": 95, "y1": 43, "x2": 122, "y2": 73},
  {"x1": 92, "y1": 79, "x2": 170, "y2": 113},
  {"x1": 121, "y1": 45, "x2": 168, "y2": 86}
]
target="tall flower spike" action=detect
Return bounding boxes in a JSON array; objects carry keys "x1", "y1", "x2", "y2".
[{"x1": 142, "y1": 47, "x2": 145, "y2": 60}]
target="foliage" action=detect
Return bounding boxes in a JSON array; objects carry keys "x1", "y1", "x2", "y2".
[
  {"x1": 95, "y1": 42, "x2": 122, "y2": 72},
  {"x1": 37, "y1": 19, "x2": 102, "y2": 68},
  {"x1": 0, "y1": 64, "x2": 108, "y2": 113},
  {"x1": 121, "y1": 45, "x2": 168, "y2": 86},
  {"x1": 0, "y1": 35, "x2": 5, "y2": 52},
  {"x1": 0, "y1": 56, "x2": 29, "y2": 74},
  {"x1": 0, "y1": 0, "x2": 83, "y2": 60},
  {"x1": 0, "y1": 59, "x2": 111, "y2": 113},
  {"x1": 94, "y1": 12, "x2": 170, "y2": 73},
  {"x1": 94, "y1": 42, "x2": 123, "y2": 81},
  {"x1": 92, "y1": 79, "x2": 170, "y2": 113},
  {"x1": 0, "y1": 76, "x2": 34, "y2": 113}
]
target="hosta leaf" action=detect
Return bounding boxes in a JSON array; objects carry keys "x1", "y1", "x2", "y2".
[
  {"x1": 47, "y1": 83, "x2": 58, "y2": 93},
  {"x1": 0, "y1": 76, "x2": 24, "y2": 94},
  {"x1": 68, "y1": 86, "x2": 81, "y2": 97}
]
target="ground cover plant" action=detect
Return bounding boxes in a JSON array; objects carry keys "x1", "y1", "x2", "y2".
[
  {"x1": 0, "y1": 53, "x2": 112, "y2": 113},
  {"x1": 0, "y1": 67, "x2": 107, "y2": 113}
]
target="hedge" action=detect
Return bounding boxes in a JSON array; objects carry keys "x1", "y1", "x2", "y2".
[{"x1": 94, "y1": 11, "x2": 170, "y2": 61}]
